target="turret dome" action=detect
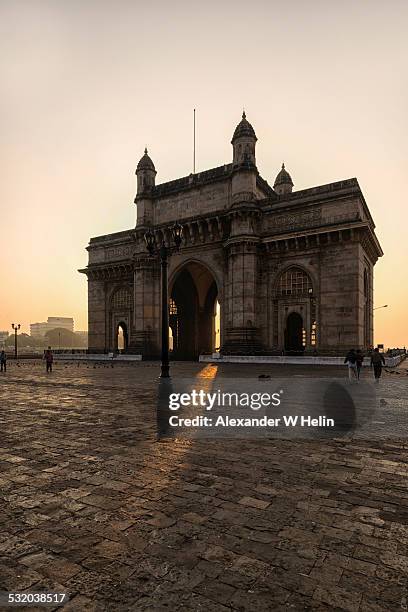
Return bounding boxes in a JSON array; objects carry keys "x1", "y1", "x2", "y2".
[
  {"x1": 135, "y1": 147, "x2": 156, "y2": 198},
  {"x1": 231, "y1": 112, "x2": 257, "y2": 143},
  {"x1": 274, "y1": 163, "x2": 293, "y2": 187},
  {"x1": 137, "y1": 148, "x2": 156, "y2": 172},
  {"x1": 273, "y1": 163, "x2": 294, "y2": 195}
]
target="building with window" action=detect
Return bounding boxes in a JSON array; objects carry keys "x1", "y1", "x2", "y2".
[
  {"x1": 80, "y1": 113, "x2": 382, "y2": 356},
  {"x1": 30, "y1": 317, "x2": 74, "y2": 338}
]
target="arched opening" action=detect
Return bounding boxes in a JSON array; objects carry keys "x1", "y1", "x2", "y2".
[
  {"x1": 275, "y1": 267, "x2": 315, "y2": 352},
  {"x1": 116, "y1": 322, "x2": 128, "y2": 352},
  {"x1": 170, "y1": 262, "x2": 219, "y2": 360},
  {"x1": 285, "y1": 312, "x2": 304, "y2": 353},
  {"x1": 110, "y1": 287, "x2": 132, "y2": 352}
]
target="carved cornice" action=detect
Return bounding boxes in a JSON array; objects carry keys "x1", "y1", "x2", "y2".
[
  {"x1": 260, "y1": 221, "x2": 382, "y2": 262},
  {"x1": 79, "y1": 261, "x2": 134, "y2": 280},
  {"x1": 357, "y1": 227, "x2": 383, "y2": 264},
  {"x1": 225, "y1": 239, "x2": 260, "y2": 256},
  {"x1": 134, "y1": 214, "x2": 232, "y2": 249}
]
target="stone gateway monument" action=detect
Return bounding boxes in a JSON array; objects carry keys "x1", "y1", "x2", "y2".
[{"x1": 80, "y1": 113, "x2": 383, "y2": 358}]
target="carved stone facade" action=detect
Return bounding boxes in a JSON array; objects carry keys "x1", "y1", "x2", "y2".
[{"x1": 80, "y1": 113, "x2": 383, "y2": 357}]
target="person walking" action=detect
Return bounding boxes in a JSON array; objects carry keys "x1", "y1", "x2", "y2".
[
  {"x1": 0, "y1": 350, "x2": 6, "y2": 372},
  {"x1": 44, "y1": 346, "x2": 53, "y2": 373},
  {"x1": 344, "y1": 348, "x2": 358, "y2": 381},
  {"x1": 371, "y1": 348, "x2": 385, "y2": 382},
  {"x1": 356, "y1": 349, "x2": 364, "y2": 380}
]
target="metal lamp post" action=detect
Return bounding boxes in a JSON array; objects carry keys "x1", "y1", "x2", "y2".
[
  {"x1": 144, "y1": 222, "x2": 183, "y2": 378},
  {"x1": 371, "y1": 305, "x2": 388, "y2": 351},
  {"x1": 11, "y1": 323, "x2": 21, "y2": 359}
]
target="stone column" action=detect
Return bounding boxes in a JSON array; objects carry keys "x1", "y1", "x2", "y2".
[
  {"x1": 222, "y1": 240, "x2": 263, "y2": 354},
  {"x1": 319, "y1": 241, "x2": 361, "y2": 353},
  {"x1": 131, "y1": 257, "x2": 161, "y2": 357},
  {"x1": 368, "y1": 265, "x2": 374, "y2": 347},
  {"x1": 358, "y1": 243, "x2": 374, "y2": 350},
  {"x1": 88, "y1": 278, "x2": 107, "y2": 353}
]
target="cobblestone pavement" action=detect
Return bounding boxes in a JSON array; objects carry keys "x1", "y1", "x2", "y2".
[{"x1": 0, "y1": 360, "x2": 407, "y2": 611}]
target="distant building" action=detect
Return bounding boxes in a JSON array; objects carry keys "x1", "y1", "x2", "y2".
[
  {"x1": 30, "y1": 323, "x2": 50, "y2": 337},
  {"x1": 30, "y1": 317, "x2": 74, "y2": 338},
  {"x1": 0, "y1": 331, "x2": 9, "y2": 346},
  {"x1": 47, "y1": 317, "x2": 74, "y2": 332},
  {"x1": 75, "y1": 331, "x2": 88, "y2": 339}
]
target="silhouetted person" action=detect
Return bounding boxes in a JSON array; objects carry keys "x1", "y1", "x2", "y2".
[
  {"x1": 371, "y1": 348, "x2": 385, "y2": 382},
  {"x1": 344, "y1": 348, "x2": 357, "y2": 381},
  {"x1": 356, "y1": 349, "x2": 364, "y2": 380},
  {"x1": 44, "y1": 346, "x2": 53, "y2": 373},
  {"x1": 0, "y1": 350, "x2": 6, "y2": 372}
]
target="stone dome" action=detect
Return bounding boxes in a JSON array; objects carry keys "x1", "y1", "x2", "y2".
[
  {"x1": 231, "y1": 112, "x2": 257, "y2": 143},
  {"x1": 136, "y1": 148, "x2": 156, "y2": 172},
  {"x1": 274, "y1": 163, "x2": 293, "y2": 188}
]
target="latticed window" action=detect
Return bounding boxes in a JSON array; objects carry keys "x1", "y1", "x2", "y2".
[
  {"x1": 277, "y1": 268, "x2": 313, "y2": 297},
  {"x1": 112, "y1": 288, "x2": 132, "y2": 309}
]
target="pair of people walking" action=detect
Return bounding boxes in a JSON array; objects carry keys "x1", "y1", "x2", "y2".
[
  {"x1": 344, "y1": 347, "x2": 385, "y2": 381},
  {"x1": 344, "y1": 349, "x2": 364, "y2": 381}
]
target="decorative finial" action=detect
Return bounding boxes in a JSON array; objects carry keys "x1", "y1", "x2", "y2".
[
  {"x1": 282, "y1": 162, "x2": 285, "y2": 169},
  {"x1": 242, "y1": 110, "x2": 246, "y2": 119},
  {"x1": 144, "y1": 147, "x2": 148, "y2": 155}
]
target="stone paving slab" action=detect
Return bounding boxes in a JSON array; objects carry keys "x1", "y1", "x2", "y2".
[{"x1": 0, "y1": 360, "x2": 407, "y2": 611}]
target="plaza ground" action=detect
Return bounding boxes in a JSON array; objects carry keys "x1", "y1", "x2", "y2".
[{"x1": 0, "y1": 360, "x2": 407, "y2": 611}]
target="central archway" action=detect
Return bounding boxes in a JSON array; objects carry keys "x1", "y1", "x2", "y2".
[
  {"x1": 285, "y1": 312, "x2": 304, "y2": 352},
  {"x1": 170, "y1": 262, "x2": 219, "y2": 360},
  {"x1": 117, "y1": 321, "x2": 128, "y2": 352}
]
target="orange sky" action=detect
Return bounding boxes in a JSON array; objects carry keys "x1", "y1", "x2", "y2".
[{"x1": 1, "y1": 0, "x2": 407, "y2": 347}]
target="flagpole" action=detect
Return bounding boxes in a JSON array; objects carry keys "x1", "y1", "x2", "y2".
[{"x1": 193, "y1": 108, "x2": 196, "y2": 174}]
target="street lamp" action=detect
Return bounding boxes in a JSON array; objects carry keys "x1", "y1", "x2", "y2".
[
  {"x1": 11, "y1": 323, "x2": 21, "y2": 359},
  {"x1": 144, "y1": 222, "x2": 183, "y2": 378},
  {"x1": 372, "y1": 305, "x2": 388, "y2": 351}
]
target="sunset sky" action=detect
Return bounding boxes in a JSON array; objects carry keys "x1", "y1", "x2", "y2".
[{"x1": 1, "y1": 0, "x2": 407, "y2": 347}]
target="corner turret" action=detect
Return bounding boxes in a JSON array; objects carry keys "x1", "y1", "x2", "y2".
[
  {"x1": 231, "y1": 112, "x2": 257, "y2": 167},
  {"x1": 135, "y1": 148, "x2": 156, "y2": 226},
  {"x1": 273, "y1": 163, "x2": 293, "y2": 196}
]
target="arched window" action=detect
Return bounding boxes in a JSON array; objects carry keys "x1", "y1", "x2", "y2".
[
  {"x1": 276, "y1": 268, "x2": 313, "y2": 297},
  {"x1": 117, "y1": 322, "x2": 128, "y2": 351},
  {"x1": 111, "y1": 288, "x2": 132, "y2": 309}
]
